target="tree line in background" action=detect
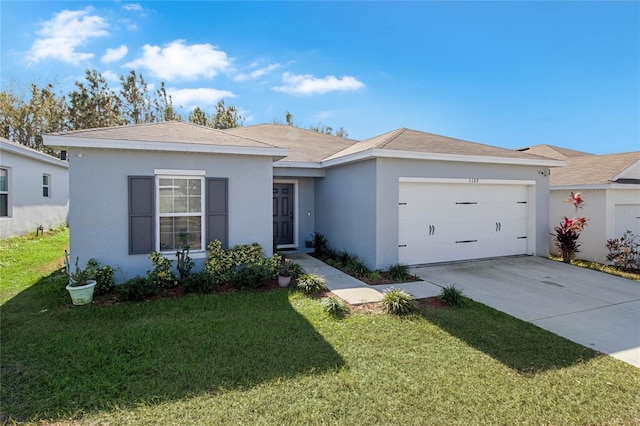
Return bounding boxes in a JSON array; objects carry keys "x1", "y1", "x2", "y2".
[{"x1": 1, "y1": 68, "x2": 349, "y2": 155}]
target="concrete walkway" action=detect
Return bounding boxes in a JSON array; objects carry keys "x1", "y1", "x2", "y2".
[{"x1": 285, "y1": 253, "x2": 443, "y2": 304}]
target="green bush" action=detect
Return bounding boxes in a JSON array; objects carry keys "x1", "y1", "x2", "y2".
[
  {"x1": 380, "y1": 288, "x2": 417, "y2": 315},
  {"x1": 233, "y1": 262, "x2": 273, "y2": 289},
  {"x1": 116, "y1": 277, "x2": 157, "y2": 302},
  {"x1": 85, "y1": 258, "x2": 115, "y2": 295},
  {"x1": 180, "y1": 271, "x2": 219, "y2": 294},
  {"x1": 206, "y1": 240, "x2": 279, "y2": 284},
  {"x1": 439, "y1": 284, "x2": 467, "y2": 307},
  {"x1": 148, "y1": 251, "x2": 178, "y2": 289},
  {"x1": 278, "y1": 260, "x2": 304, "y2": 278},
  {"x1": 322, "y1": 295, "x2": 350, "y2": 318},
  {"x1": 387, "y1": 263, "x2": 410, "y2": 282},
  {"x1": 296, "y1": 273, "x2": 328, "y2": 295},
  {"x1": 344, "y1": 257, "x2": 370, "y2": 278},
  {"x1": 312, "y1": 232, "x2": 329, "y2": 255}
]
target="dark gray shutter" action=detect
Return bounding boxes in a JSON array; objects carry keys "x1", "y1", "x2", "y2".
[
  {"x1": 129, "y1": 176, "x2": 154, "y2": 254},
  {"x1": 207, "y1": 178, "x2": 228, "y2": 248}
]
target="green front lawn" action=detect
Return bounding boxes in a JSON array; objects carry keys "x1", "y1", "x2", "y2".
[{"x1": 1, "y1": 230, "x2": 638, "y2": 424}]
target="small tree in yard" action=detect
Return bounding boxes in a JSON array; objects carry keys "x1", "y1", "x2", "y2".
[
  {"x1": 606, "y1": 231, "x2": 640, "y2": 271},
  {"x1": 554, "y1": 192, "x2": 587, "y2": 263}
]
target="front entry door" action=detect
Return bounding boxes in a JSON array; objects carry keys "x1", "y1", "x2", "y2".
[{"x1": 273, "y1": 183, "x2": 294, "y2": 246}]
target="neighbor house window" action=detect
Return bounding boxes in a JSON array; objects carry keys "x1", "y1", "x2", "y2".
[
  {"x1": 157, "y1": 175, "x2": 205, "y2": 251},
  {"x1": 0, "y1": 168, "x2": 8, "y2": 217},
  {"x1": 42, "y1": 174, "x2": 51, "y2": 197}
]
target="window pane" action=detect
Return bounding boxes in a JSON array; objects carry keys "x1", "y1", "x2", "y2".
[
  {"x1": 188, "y1": 196, "x2": 201, "y2": 212},
  {"x1": 159, "y1": 196, "x2": 173, "y2": 213},
  {"x1": 158, "y1": 215, "x2": 201, "y2": 250},
  {"x1": 159, "y1": 217, "x2": 175, "y2": 251},
  {"x1": 0, "y1": 194, "x2": 7, "y2": 217},
  {"x1": 188, "y1": 179, "x2": 201, "y2": 196},
  {"x1": 43, "y1": 175, "x2": 49, "y2": 185},
  {"x1": 43, "y1": 187, "x2": 49, "y2": 197},
  {"x1": 0, "y1": 169, "x2": 7, "y2": 192},
  {"x1": 173, "y1": 196, "x2": 188, "y2": 213},
  {"x1": 174, "y1": 179, "x2": 188, "y2": 196}
]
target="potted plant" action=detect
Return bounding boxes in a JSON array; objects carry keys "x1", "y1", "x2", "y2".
[
  {"x1": 277, "y1": 260, "x2": 298, "y2": 288},
  {"x1": 65, "y1": 254, "x2": 97, "y2": 305}
]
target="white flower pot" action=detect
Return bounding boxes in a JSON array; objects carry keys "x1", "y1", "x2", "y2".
[
  {"x1": 66, "y1": 280, "x2": 97, "y2": 305},
  {"x1": 278, "y1": 275, "x2": 292, "y2": 288}
]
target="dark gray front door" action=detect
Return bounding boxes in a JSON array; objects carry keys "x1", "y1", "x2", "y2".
[{"x1": 273, "y1": 183, "x2": 294, "y2": 246}]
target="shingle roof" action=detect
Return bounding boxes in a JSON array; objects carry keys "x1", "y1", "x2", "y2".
[
  {"x1": 324, "y1": 128, "x2": 552, "y2": 162},
  {"x1": 516, "y1": 144, "x2": 594, "y2": 161},
  {"x1": 224, "y1": 124, "x2": 356, "y2": 162},
  {"x1": 550, "y1": 151, "x2": 640, "y2": 185},
  {"x1": 48, "y1": 121, "x2": 278, "y2": 149}
]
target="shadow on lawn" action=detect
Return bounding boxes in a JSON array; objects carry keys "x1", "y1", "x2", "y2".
[
  {"x1": 1, "y1": 270, "x2": 344, "y2": 422},
  {"x1": 418, "y1": 299, "x2": 602, "y2": 374}
]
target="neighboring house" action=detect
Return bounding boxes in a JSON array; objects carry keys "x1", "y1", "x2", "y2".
[
  {"x1": 0, "y1": 137, "x2": 69, "y2": 239},
  {"x1": 520, "y1": 145, "x2": 640, "y2": 263},
  {"x1": 44, "y1": 121, "x2": 561, "y2": 280}
]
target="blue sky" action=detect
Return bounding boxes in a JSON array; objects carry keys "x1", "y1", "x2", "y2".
[{"x1": 2, "y1": 1, "x2": 638, "y2": 154}]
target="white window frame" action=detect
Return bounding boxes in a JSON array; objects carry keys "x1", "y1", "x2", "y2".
[
  {"x1": 43, "y1": 174, "x2": 51, "y2": 198},
  {"x1": 0, "y1": 167, "x2": 10, "y2": 218},
  {"x1": 154, "y1": 171, "x2": 206, "y2": 253}
]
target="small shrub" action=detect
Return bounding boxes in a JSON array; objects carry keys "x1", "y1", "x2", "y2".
[
  {"x1": 116, "y1": 276, "x2": 157, "y2": 302},
  {"x1": 387, "y1": 263, "x2": 410, "y2": 282},
  {"x1": 233, "y1": 262, "x2": 273, "y2": 289},
  {"x1": 553, "y1": 192, "x2": 587, "y2": 263},
  {"x1": 344, "y1": 257, "x2": 370, "y2": 278},
  {"x1": 322, "y1": 295, "x2": 350, "y2": 319},
  {"x1": 206, "y1": 240, "x2": 279, "y2": 283},
  {"x1": 85, "y1": 258, "x2": 115, "y2": 295},
  {"x1": 175, "y1": 232, "x2": 194, "y2": 280},
  {"x1": 278, "y1": 259, "x2": 304, "y2": 278},
  {"x1": 180, "y1": 271, "x2": 219, "y2": 294},
  {"x1": 368, "y1": 270, "x2": 382, "y2": 281},
  {"x1": 148, "y1": 251, "x2": 178, "y2": 289},
  {"x1": 606, "y1": 231, "x2": 640, "y2": 271},
  {"x1": 312, "y1": 232, "x2": 329, "y2": 255},
  {"x1": 439, "y1": 284, "x2": 467, "y2": 307},
  {"x1": 296, "y1": 273, "x2": 328, "y2": 295},
  {"x1": 336, "y1": 250, "x2": 352, "y2": 266},
  {"x1": 380, "y1": 288, "x2": 416, "y2": 315}
]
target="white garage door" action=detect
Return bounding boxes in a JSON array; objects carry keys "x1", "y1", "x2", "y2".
[
  {"x1": 399, "y1": 179, "x2": 534, "y2": 265},
  {"x1": 614, "y1": 204, "x2": 640, "y2": 237}
]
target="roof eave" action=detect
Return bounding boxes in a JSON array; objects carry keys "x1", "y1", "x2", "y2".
[
  {"x1": 43, "y1": 135, "x2": 288, "y2": 160},
  {"x1": 322, "y1": 148, "x2": 565, "y2": 168},
  {"x1": 1, "y1": 139, "x2": 69, "y2": 168}
]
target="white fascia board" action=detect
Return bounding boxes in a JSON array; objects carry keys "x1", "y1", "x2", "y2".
[
  {"x1": 321, "y1": 148, "x2": 565, "y2": 168},
  {"x1": 43, "y1": 135, "x2": 289, "y2": 159},
  {"x1": 273, "y1": 161, "x2": 323, "y2": 168},
  {"x1": 1, "y1": 140, "x2": 68, "y2": 168},
  {"x1": 400, "y1": 177, "x2": 536, "y2": 185},
  {"x1": 551, "y1": 183, "x2": 640, "y2": 191}
]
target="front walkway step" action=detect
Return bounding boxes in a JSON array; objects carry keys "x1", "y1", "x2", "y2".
[{"x1": 285, "y1": 254, "x2": 442, "y2": 305}]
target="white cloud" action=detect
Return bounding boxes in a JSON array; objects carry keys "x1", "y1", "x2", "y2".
[
  {"x1": 125, "y1": 40, "x2": 230, "y2": 81},
  {"x1": 273, "y1": 72, "x2": 365, "y2": 95},
  {"x1": 102, "y1": 45, "x2": 128, "y2": 63},
  {"x1": 123, "y1": 3, "x2": 143, "y2": 11},
  {"x1": 167, "y1": 87, "x2": 235, "y2": 110},
  {"x1": 28, "y1": 8, "x2": 109, "y2": 65},
  {"x1": 234, "y1": 63, "x2": 281, "y2": 82},
  {"x1": 102, "y1": 70, "x2": 119, "y2": 82}
]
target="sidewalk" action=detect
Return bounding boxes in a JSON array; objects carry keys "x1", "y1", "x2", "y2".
[{"x1": 285, "y1": 253, "x2": 442, "y2": 305}]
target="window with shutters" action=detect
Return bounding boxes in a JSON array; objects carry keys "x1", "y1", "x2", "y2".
[
  {"x1": 129, "y1": 173, "x2": 227, "y2": 255},
  {"x1": 157, "y1": 175, "x2": 205, "y2": 251}
]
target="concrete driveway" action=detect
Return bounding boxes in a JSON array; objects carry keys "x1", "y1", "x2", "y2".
[{"x1": 410, "y1": 256, "x2": 640, "y2": 368}]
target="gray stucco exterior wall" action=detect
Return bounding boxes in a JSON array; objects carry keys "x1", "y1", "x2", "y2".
[
  {"x1": 316, "y1": 157, "x2": 551, "y2": 270},
  {"x1": 68, "y1": 148, "x2": 274, "y2": 281},
  {"x1": 315, "y1": 160, "x2": 378, "y2": 266}
]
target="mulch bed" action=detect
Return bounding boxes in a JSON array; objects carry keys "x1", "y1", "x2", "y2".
[{"x1": 309, "y1": 252, "x2": 422, "y2": 285}]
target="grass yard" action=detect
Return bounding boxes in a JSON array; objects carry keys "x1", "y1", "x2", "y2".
[{"x1": 1, "y1": 229, "x2": 639, "y2": 425}]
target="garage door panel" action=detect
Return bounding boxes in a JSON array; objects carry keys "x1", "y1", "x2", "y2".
[{"x1": 399, "y1": 181, "x2": 532, "y2": 265}]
